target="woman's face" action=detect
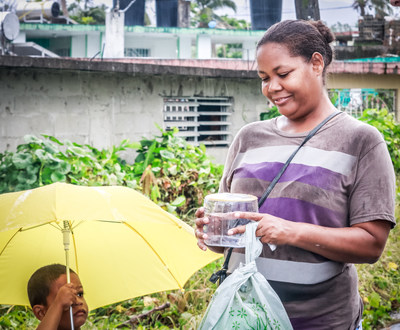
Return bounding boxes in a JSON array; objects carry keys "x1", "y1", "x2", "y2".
[
  {"x1": 390, "y1": 0, "x2": 400, "y2": 6},
  {"x1": 256, "y1": 42, "x2": 323, "y2": 121}
]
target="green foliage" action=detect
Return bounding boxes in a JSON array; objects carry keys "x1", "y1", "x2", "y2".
[
  {"x1": 0, "y1": 135, "x2": 138, "y2": 193},
  {"x1": 216, "y1": 43, "x2": 242, "y2": 59},
  {"x1": 131, "y1": 126, "x2": 223, "y2": 222},
  {"x1": 0, "y1": 305, "x2": 38, "y2": 329},
  {"x1": 351, "y1": 0, "x2": 393, "y2": 18},
  {"x1": 190, "y1": 0, "x2": 236, "y2": 28},
  {"x1": 68, "y1": 2, "x2": 106, "y2": 25},
  {"x1": 358, "y1": 109, "x2": 400, "y2": 174},
  {"x1": 219, "y1": 15, "x2": 250, "y2": 30},
  {"x1": 357, "y1": 224, "x2": 400, "y2": 329},
  {"x1": 260, "y1": 106, "x2": 280, "y2": 121},
  {"x1": 0, "y1": 127, "x2": 223, "y2": 222}
]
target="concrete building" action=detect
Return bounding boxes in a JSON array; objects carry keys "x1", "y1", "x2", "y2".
[
  {"x1": 13, "y1": 22, "x2": 263, "y2": 61},
  {"x1": 1, "y1": 56, "x2": 399, "y2": 164}
]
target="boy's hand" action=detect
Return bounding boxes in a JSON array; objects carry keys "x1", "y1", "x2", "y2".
[{"x1": 54, "y1": 283, "x2": 78, "y2": 311}]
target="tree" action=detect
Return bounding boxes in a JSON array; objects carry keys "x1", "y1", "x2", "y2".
[
  {"x1": 68, "y1": 1, "x2": 106, "y2": 25},
  {"x1": 60, "y1": 0, "x2": 69, "y2": 18},
  {"x1": 191, "y1": 0, "x2": 237, "y2": 28},
  {"x1": 352, "y1": 0, "x2": 393, "y2": 18}
]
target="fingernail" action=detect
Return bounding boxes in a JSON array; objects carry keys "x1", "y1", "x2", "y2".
[
  {"x1": 234, "y1": 212, "x2": 240, "y2": 217},
  {"x1": 227, "y1": 230, "x2": 233, "y2": 235},
  {"x1": 202, "y1": 246, "x2": 207, "y2": 251},
  {"x1": 203, "y1": 234, "x2": 208, "y2": 239},
  {"x1": 204, "y1": 217, "x2": 209, "y2": 223}
]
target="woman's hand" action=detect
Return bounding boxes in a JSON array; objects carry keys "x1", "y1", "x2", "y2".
[
  {"x1": 228, "y1": 212, "x2": 392, "y2": 264},
  {"x1": 194, "y1": 207, "x2": 209, "y2": 251},
  {"x1": 228, "y1": 212, "x2": 294, "y2": 246},
  {"x1": 194, "y1": 207, "x2": 225, "y2": 254}
]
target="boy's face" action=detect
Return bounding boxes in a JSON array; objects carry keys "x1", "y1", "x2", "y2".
[{"x1": 46, "y1": 273, "x2": 89, "y2": 329}]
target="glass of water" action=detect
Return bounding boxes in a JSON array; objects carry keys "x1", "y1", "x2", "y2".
[{"x1": 203, "y1": 193, "x2": 258, "y2": 248}]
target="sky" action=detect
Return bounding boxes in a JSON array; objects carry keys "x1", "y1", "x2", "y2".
[{"x1": 92, "y1": 0, "x2": 400, "y2": 29}]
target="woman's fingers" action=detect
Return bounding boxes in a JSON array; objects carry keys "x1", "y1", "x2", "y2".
[
  {"x1": 227, "y1": 224, "x2": 247, "y2": 235},
  {"x1": 195, "y1": 207, "x2": 209, "y2": 251},
  {"x1": 195, "y1": 206, "x2": 205, "y2": 218},
  {"x1": 233, "y1": 212, "x2": 264, "y2": 221}
]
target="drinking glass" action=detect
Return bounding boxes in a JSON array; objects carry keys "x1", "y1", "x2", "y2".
[{"x1": 203, "y1": 193, "x2": 258, "y2": 248}]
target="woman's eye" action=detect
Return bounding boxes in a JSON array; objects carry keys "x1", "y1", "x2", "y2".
[
  {"x1": 77, "y1": 291, "x2": 84, "y2": 297},
  {"x1": 278, "y1": 72, "x2": 289, "y2": 78},
  {"x1": 261, "y1": 77, "x2": 270, "y2": 82}
]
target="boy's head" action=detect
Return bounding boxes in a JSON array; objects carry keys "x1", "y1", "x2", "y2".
[{"x1": 27, "y1": 264, "x2": 88, "y2": 329}]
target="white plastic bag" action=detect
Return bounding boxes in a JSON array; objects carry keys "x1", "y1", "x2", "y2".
[{"x1": 199, "y1": 222, "x2": 293, "y2": 330}]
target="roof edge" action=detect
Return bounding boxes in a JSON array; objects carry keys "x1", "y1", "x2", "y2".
[{"x1": 0, "y1": 56, "x2": 398, "y2": 76}]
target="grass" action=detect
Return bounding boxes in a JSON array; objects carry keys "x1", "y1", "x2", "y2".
[{"x1": 357, "y1": 220, "x2": 400, "y2": 329}]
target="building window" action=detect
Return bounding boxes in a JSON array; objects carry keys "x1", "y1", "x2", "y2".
[
  {"x1": 124, "y1": 48, "x2": 150, "y2": 57},
  {"x1": 163, "y1": 97, "x2": 232, "y2": 147},
  {"x1": 54, "y1": 48, "x2": 70, "y2": 57},
  {"x1": 328, "y1": 88, "x2": 396, "y2": 118}
]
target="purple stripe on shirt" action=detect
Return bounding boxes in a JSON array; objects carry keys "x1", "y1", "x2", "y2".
[
  {"x1": 234, "y1": 162, "x2": 343, "y2": 191},
  {"x1": 259, "y1": 197, "x2": 344, "y2": 228}
]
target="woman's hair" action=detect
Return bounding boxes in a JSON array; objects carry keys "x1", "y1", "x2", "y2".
[
  {"x1": 27, "y1": 264, "x2": 76, "y2": 307},
  {"x1": 257, "y1": 20, "x2": 335, "y2": 76}
]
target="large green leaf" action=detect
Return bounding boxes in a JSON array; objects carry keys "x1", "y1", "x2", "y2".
[
  {"x1": 160, "y1": 150, "x2": 174, "y2": 159},
  {"x1": 171, "y1": 195, "x2": 186, "y2": 207},
  {"x1": 12, "y1": 153, "x2": 33, "y2": 169},
  {"x1": 17, "y1": 171, "x2": 37, "y2": 185},
  {"x1": 51, "y1": 171, "x2": 66, "y2": 182}
]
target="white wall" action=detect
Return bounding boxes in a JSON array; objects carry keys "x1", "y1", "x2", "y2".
[
  {"x1": 197, "y1": 34, "x2": 211, "y2": 59},
  {"x1": 87, "y1": 33, "x2": 101, "y2": 58},
  {"x1": 125, "y1": 36, "x2": 177, "y2": 58},
  {"x1": 71, "y1": 35, "x2": 85, "y2": 57},
  {"x1": 0, "y1": 67, "x2": 266, "y2": 164},
  {"x1": 178, "y1": 36, "x2": 191, "y2": 59}
]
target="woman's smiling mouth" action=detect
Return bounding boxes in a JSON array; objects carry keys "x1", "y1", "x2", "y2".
[{"x1": 273, "y1": 96, "x2": 291, "y2": 106}]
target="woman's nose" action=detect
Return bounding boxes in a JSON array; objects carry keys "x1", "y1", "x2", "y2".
[{"x1": 267, "y1": 78, "x2": 282, "y2": 92}]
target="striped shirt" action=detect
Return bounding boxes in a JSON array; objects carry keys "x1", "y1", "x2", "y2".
[{"x1": 220, "y1": 112, "x2": 396, "y2": 330}]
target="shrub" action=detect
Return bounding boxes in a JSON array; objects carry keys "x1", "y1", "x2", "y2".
[
  {"x1": 358, "y1": 108, "x2": 400, "y2": 174},
  {"x1": 0, "y1": 128, "x2": 223, "y2": 223}
]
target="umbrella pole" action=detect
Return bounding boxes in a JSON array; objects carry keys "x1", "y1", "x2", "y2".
[{"x1": 63, "y1": 221, "x2": 75, "y2": 330}]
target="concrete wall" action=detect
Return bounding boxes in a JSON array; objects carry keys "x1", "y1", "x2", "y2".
[
  {"x1": 1, "y1": 57, "x2": 399, "y2": 165},
  {"x1": 0, "y1": 65, "x2": 265, "y2": 164}
]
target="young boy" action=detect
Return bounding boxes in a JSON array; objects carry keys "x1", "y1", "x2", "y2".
[{"x1": 27, "y1": 264, "x2": 89, "y2": 330}]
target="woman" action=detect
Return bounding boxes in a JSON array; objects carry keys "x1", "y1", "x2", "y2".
[{"x1": 195, "y1": 20, "x2": 396, "y2": 330}]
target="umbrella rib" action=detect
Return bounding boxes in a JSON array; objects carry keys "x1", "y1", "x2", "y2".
[
  {"x1": 18, "y1": 222, "x2": 61, "y2": 232},
  {"x1": 0, "y1": 228, "x2": 21, "y2": 256},
  {"x1": 122, "y1": 222, "x2": 184, "y2": 291},
  {"x1": 71, "y1": 226, "x2": 79, "y2": 274}
]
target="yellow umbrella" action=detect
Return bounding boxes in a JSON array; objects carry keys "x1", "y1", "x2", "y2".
[{"x1": 0, "y1": 182, "x2": 219, "y2": 311}]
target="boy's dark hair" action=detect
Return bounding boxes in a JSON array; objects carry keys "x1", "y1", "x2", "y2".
[
  {"x1": 257, "y1": 19, "x2": 335, "y2": 83},
  {"x1": 27, "y1": 264, "x2": 76, "y2": 307}
]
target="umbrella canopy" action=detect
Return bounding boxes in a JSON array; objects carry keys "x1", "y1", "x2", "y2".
[{"x1": 0, "y1": 183, "x2": 219, "y2": 310}]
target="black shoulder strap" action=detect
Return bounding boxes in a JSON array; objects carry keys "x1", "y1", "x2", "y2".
[
  {"x1": 258, "y1": 110, "x2": 341, "y2": 207},
  {"x1": 209, "y1": 111, "x2": 341, "y2": 285}
]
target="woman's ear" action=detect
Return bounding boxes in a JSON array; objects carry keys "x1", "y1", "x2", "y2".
[
  {"x1": 32, "y1": 304, "x2": 46, "y2": 321},
  {"x1": 310, "y1": 52, "x2": 324, "y2": 76}
]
